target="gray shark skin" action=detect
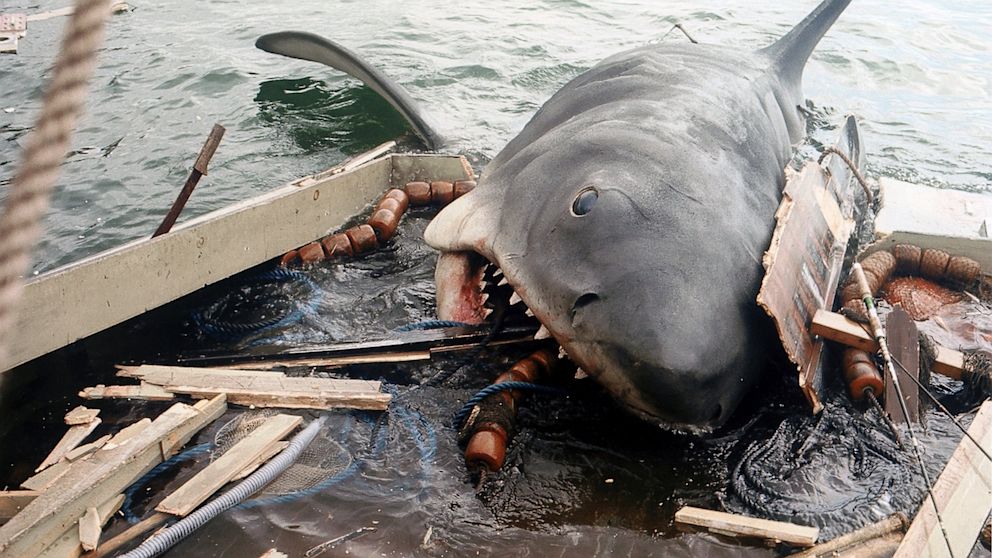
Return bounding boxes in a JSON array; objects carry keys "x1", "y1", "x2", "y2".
[{"x1": 257, "y1": 0, "x2": 854, "y2": 432}]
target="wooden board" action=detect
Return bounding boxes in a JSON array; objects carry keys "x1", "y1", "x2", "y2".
[
  {"x1": 77, "y1": 507, "x2": 100, "y2": 551},
  {"x1": 1, "y1": 154, "x2": 472, "y2": 372},
  {"x1": 809, "y1": 310, "x2": 965, "y2": 380},
  {"x1": 231, "y1": 441, "x2": 288, "y2": 482},
  {"x1": 757, "y1": 116, "x2": 862, "y2": 414},
  {"x1": 37, "y1": 494, "x2": 123, "y2": 558},
  {"x1": 893, "y1": 401, "x2": 992, "y2": 558},
  {"x1": 156, "y1": 414, "x2": 301, "y2": 516},
  {"x1": 675, "y1": 506, "x2": 819, "y2": 547},
  {"x1": 35, "y1": 419, "x2": 101, "y2": 472},
  {"x1": 0, "y1": 396, "x2": 226, "y2": 557},
  {"x1": 884, "y1": 305, "x2": 919, "y2": 424},
  {"x1": 63, "y1": 406, "x2": 99, "y2": 426},
  {"x1": 0, "y1": 491, "x2": 38, "y2": 523},
  {"x1": 168, "y1": 386, "x2": 390, "y2": 411},
  {"x1": 79, "y1": 383, "x2": 175, "y2": 401},
  {"x1": 118, "y1": 365, "x2": 382, "y2": 393}
]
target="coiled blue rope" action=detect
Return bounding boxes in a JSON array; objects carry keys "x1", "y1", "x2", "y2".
[
  {"x1": 193, "y1": 268, "x2": 320, "y2": 338},
  {"x1": 452, "y1": 381, "x2": 566, "y2": 430},
  {"x1": 395, "y1": 320, "x2": 472, "y2": 332}
]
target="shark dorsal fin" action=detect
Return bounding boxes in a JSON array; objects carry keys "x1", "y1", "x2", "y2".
[{"x1": 760, "y1": 0, "x2": 853, "y2": 85}]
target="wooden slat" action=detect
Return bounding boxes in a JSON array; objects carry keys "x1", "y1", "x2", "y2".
[
  {"x1": 63, "y1": 407, "x2": 99, "y2": 426},
  {"x1": 231, "y1": 441, "x2": 288, "y2": 482},
  {"x1": 2, "y1": 154, "x2": 471, "y2": 372},
  {"x1": 885, "y1": 306, "x2": 920, "y2": 424},
  {"x1": 37, "y1": 494, "x2": 123, "y2": 558},
  {"x1": 79, "y1": 384, "x2": 175, "y2": 401},
  {"x1": 810, "y1": 310, "x2": 964, "y2": 379},
  {"x1": 893, "y1": 401, "x2": 992, "y2": 558},
  {"x1": 170, "y1": 386, "x2": 391, "y2": 411},
  {"x1": 118, "y1": 365, "x2": 382, "y2": 393},
  {"x1": 156, "y1": 414, "x2": 302, "y2": 516},
  {"x1": 103, "y1": 418, "x2": 152, "y2": 450},
  {"x1": 77, "y1": 508, "x2": 100, "y2": 552},
  {"x1": 789, "y1": 513, "x2": 907, "y2": 558},
  {"x1": 0, "y1": 492, "x2": 38, "y2": 523},
  {"x1": 0, "y1": 396, "x2": 227, "y2": 557},
  {"x1": 21, "y1": 462, "x2": 71, "y2": 492},
  {"x1": 675, "y1": 506, "x2": 819, "y2": 547},
  {"x1": 64, "y1": 435, "x2": 111, "y2": 462},
  {"x1": 89, "y1": 512, "x2": 169, "y2": 558},
  {"x1": 35, "y1": 419, "x2": 101, "y2": 472}
]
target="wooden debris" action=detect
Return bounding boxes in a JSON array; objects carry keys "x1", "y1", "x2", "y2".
[
  {"x1": 259, "y1": 550, "x2": 288, "y2": 558},
  {"x1": 79, "y1": 383, "x2": 175, "y2": 401},
  {"x1": 156, "y1": 414, "x2": 302, "y2": 516},
  {"x1": 106, "y1": 365, "x2": 392, "y2": 410},
  {"x1": 103, "y1": 418, "x2": 152, "y2": 450},
  {"x1": 884, "y1": 305, "x2": 920, "y2": 424},
  {"x1": 77, "y1": 507, "x2": 99, "y2": 552},
  {"x1": 90, "y1": 512, "x2": 169, "y2": 558},
  {"x1": 0, "y1": 491, "x2": 38, "y2": 523},
  {"x1": 789, "y1": 513, "x2": 908, "y2": 557},
  {"x1": 231, "y1": 441, "x2": 288, "y2": 482},
  {"x1": 35, "y1": 418, "x2": 101, "y2": 472},
  {"x1": 64, "y1": 434, "x2": 111, "y2": 462},
  {"x1": 0, "y1": 396, "x2": 227, "y2": 558},
  {"x1": 675, "y1": 506, "x2": 819, "y2": 547},
  {"x1": 63, "y1": 406, "x2": 99, "y2": 426},
  {"x1": 893, "y1": 401, "x2": 992, "y2": 558},
  {"x1": 21, "y1": 461, "x2": 71, "y2": 491},
  {"x1": 38, "y1": 494, "x2": 123, "y2": 558},
  {"x1": 810, "y1": 309, "x2": 965, "y2": 379}
]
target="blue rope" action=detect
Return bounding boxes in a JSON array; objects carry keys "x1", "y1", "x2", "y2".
[
  {"x1": 193, "y1": 268, "x2": 320, "y2": 338},
  {"x1": 395, "y1": 320, "x2": 472, "y2": 332},
  {"x1": 121, "y1": 442, "x2": 214, "y2": 523},
  {"x1": 452, "y1": 381, "x2": 566, "y2": 430}
]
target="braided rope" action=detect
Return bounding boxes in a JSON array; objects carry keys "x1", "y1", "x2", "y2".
[{"x1": 0, "y1": 0, "x2": 111, "y2": 364}]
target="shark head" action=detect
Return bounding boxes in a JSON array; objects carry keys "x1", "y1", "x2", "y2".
[{"x1": 425, "y1": 116, "x2": 769, "y2": 433}]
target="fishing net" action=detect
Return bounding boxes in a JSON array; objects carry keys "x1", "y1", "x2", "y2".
[{"x1": 212, "y1": 411, "x2": 353, "y2": 496}]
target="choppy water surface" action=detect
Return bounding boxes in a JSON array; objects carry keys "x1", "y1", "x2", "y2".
[{"x1": 1, "y1": 1, "x2": 991, "y2": 556}]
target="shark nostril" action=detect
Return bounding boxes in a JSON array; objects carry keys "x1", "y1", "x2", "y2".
[
  {"x1": 571, "y1": 293, "x2": 600, "y2": 321},
  {"x1": 710, "y1": 404, "x2": 723, "y2": 423}
]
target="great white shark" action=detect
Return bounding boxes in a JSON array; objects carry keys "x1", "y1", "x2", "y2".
[{"x1": 257, "y1": 0, "x2": 854, "y2": 432}]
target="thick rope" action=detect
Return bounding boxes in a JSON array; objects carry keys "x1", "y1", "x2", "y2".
[
  {"x1": 0, "y1": 0, "x2": 111, "y2": 365},
  {"x1": 819, "y1": 145, "x2": 874, "y2": 205}
]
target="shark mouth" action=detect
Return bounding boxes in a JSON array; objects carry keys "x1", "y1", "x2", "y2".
[{"x1": 434, "y1": 251, "x2": 552, "y2": 341}]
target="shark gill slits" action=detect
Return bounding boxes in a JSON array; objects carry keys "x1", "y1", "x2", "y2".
[{"x1": 570, "y1": 187, "x2": 599, "y2": 216}]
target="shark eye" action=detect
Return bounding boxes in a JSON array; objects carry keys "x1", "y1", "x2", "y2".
[{"x1": 571, "y1": 188, "x2": 599, "y2": 216}]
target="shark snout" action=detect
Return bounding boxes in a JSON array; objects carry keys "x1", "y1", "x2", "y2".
[{"x1": 566, "y1": 274, "x2": 750, "y2": 430}]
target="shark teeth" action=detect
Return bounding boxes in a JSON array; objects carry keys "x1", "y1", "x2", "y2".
[
  {"x1": 534, "y1": 325, "x2": 552, "y2": 339},
  {"x1": 497, "y1": 277, "x2": 509, "y2": 286},
  {"x1": 525, "y1": 308, "x2": 534, "y2": 317},
  {"x1": 574, "y1": 368, "x2": 589, "y2": 379},
  {"x1": 509, "y1": 292, "x2": 523, "y2": 305},
  {"x1": 558, "y1": 346, "x2": 568, "y2": 360}
]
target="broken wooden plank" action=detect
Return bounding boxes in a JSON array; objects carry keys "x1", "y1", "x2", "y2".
[
  {"x1": 170, "y1": 385, "x2": 391, "y2": 411},
  {"x1": 63, "y1": 406, "x2": 99, "y2": 426},
  {"x1": 0, "y1": 491, "x2": 38, "y2": 523},
  {"x1": 38, "y1": 494, "x2": 123, "y2": 558},
  {"x1": 157, "y1": 414, "x2": 302, "y2": 516},
  {"x1": 0, "y1": 396, "x2": 227, "y2": 558},
  {"x1": 757, "y1": 116, "x2": 862, "y2": 415},
  {"x1": 885, "y1": 305, "x2": 920, "y2": 424},
  {"x1": 79, "y1": 383, "x2": 175, "y2": 401},
  {"x1": 77, "y1": 507, "x2": 99, "y2": 552},
  {"x1": 118, "y1": 365, "x2": 382, "y2": 393},
  {"x1": 675, "y1": 506, "x2": 819, "y2": 547},
  {"x1": 35, "y1": 419, "x2": 101, "y2": 472},
  {"x1": 21, "y1": 461, "x2": 71, "y2": 491},
  {"x1": 231, "y1": 441, "x2": 288, "y2": 482},
  {"x1": 810, "y1": 310, "x2": 965, "y2": 379},
  {"x1": 89, "y1": 512, "x2": 169, "y2": 558},
  {"x1": 892, "y1": 401, "x2": 992, "y2": 558},
  {"x1": 789, "y1": 513, "x2": 907, "y2": 557},
  {"x1": 63, "y1": 434, "x2": 111, "y2": 462},
  {"x1": 103, "y1": 418, "x2": 152, "y2": 450}
]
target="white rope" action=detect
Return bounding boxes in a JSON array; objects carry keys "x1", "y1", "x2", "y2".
[{"x1": 0, "y1": 0, "x2": 111, "y2": 366}]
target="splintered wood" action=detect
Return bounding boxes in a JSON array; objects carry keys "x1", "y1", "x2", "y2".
[
  {"x1": 757, "y1": 116, "x2": 862, "y2": 414},
  {"x1": 79, "y1": 365, "x2": 391, "y2": 410},
  {"x1": 0, "y1": 395, "x2": 227, "y2": 558}
]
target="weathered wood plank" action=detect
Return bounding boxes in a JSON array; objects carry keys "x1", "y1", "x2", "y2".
[
  {"x1": 157, "y1": 414, "x2": 301, "y2": 516},
  {"x1": 675, "y1": 506, "x2": 819, "y2": 547},
  {"x1": 789, "y1": 513, "x2": 907, "y2": 558},
  {"x1": 231, "y1": 441, "x2": 288, "y2": 482},
  {"x1": 63, "y1": 434, "x2": 111, "y2": 462},
  {"x1": 2, "y1": 154, "x2": 471, "y2": 372},
  {"x1": 0, "y1": 491, "x2": 38, "y2": 523},
  {"x1": 77, "y1": 507, "x2": 100, "y2": 552},
  {"x1": 21, "y1": 461, "x2": 71, "y2": 491},
  {"x1": 810, "y1": 310, "x2": 964, "y2": 379},
  {"x1": 885, "y1": 305, "x2": 920, "y2": 424},
  {"x1": 63, "y1": 406, "x2": 99, "y2": 426},
  {"x1": 103, "y1": 418, "x2": 152, "y2": 450},
  {"x1": 79, "y1": 383, "x2": 175, "y2": 401},
  {"x1": 37, "y1": 494, "x2": 123, "y2": 558},
  {"x1": 0, "y1": 396, "x2": 227, "y2": 558},
  {"x1": 35, "y1": 419, "x2": 101, "y2": 472},
  {"x1": 171, "y1": 385, "x2": 391, "y2": 411},
  {"x1": 892, "y1": 401, "x2": 992, "y2": 558},
  {"x1": 119, "y1": 365, "x2": 382, "y2": 393}
]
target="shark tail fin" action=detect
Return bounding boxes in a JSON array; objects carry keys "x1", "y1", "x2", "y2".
[
  {"x1": 256, "y1": 31, "x2": 446, "y2": 151},
  {"x1": 760, "y1": 0, "x2": 853, "y2": 84}
]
